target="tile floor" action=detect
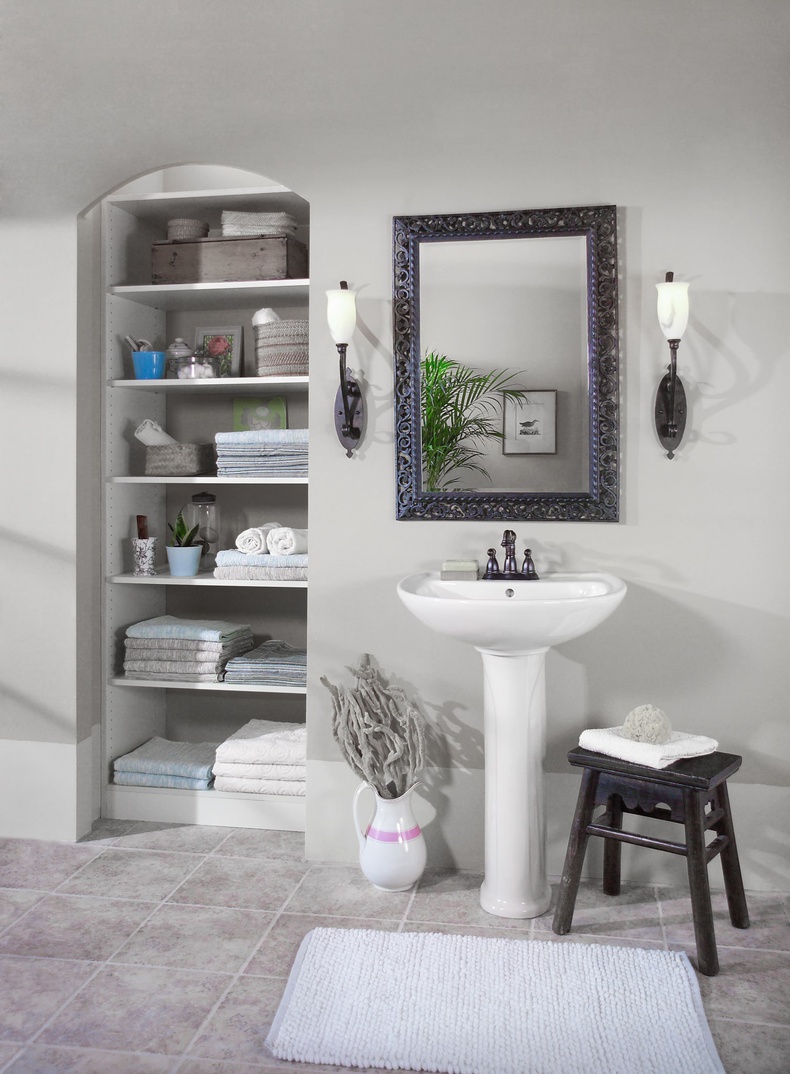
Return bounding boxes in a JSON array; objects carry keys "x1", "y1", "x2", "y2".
[{"x1": 0, "y1": 820, "x2": 788, "y2": 1073}]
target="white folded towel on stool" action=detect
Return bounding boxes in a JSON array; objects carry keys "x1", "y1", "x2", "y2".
[
  {"x1": 134, "y1": 419, "x2": 177, "y2": 446},
  {"x1": 266, "y1": 527, "x2": 308, "y2": 556},
  {"x1": 235, "y1": 522, "x2": 283, "y2": 554},
  {"x1": 579, "y1": 726, "x2": 719, "y2": 769}
]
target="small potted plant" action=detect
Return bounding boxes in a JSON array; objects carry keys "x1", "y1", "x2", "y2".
[{"x1": 165, "y1": 508, "x2": 202, "y2": 577}]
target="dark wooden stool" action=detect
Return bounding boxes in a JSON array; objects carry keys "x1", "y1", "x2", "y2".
[{"x1": 552, "y1": 746, "x2": 749, "y2": 975}]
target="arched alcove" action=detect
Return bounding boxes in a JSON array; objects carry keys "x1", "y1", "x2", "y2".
[{"x1": 78, "y1": 163, "x2": 310, "y2": 836}]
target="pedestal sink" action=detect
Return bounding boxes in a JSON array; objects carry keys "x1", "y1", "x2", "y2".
[{"x1": 397, "y1": 571, "x2": 627, "y2": 919}]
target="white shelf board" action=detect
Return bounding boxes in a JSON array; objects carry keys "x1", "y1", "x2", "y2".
[
  {"x1": 110, "y1": 570, "x2": 307, "y2": 588},
  {"x1": 109, "y1": 376, "x2": 308, "y2": 394},
  {"x1": 108, "y1": 279, "x2": 309, "y2": 310},
  {"x1": 106, "y1": 186, "x2": 309, "y2": 227},
  {"x1": 109, "y1": 476, "x2": 308, "y2": 485},
  {"x1": 105, "y1": 780, "x2": 306, "y2": 831},
  {"x1": 109, "y1": 676, "x2": 306, "y2": 694}
]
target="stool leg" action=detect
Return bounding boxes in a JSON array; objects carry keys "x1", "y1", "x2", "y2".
[
  {"x1": 602, "y1": 793, "x2": 623, "y2": 897},
  {"x1": 552, "y1": 768, "x2": 599, "y2": 935},
  {"x1": 714, "y1": 782, "x2": 750, "y2": 929},
  {"x1": 684, "y1": 788, "x2": 719, "y2": 976}
]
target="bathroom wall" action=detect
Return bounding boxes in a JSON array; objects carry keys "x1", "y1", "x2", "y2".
[{"x1": 1, "y1": 1, "x2": 788, "y2": 890}]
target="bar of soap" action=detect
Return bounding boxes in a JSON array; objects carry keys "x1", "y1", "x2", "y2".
[{"x1": 440, "y1": 559, "x2": 479, "y2": 580}]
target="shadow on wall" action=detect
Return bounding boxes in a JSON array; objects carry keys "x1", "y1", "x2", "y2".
[{"x1": 549, "y1": 581, "x2": 789, "y2": 787}]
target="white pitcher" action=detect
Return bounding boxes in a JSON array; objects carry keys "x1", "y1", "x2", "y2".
[{"x1": 353, "y1": 782, "x2": 427, "y2": 891}]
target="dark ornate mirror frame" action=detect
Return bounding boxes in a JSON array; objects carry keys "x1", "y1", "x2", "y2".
[{"x1": 392, "y1": 204, "x2": 620, "y2": 521}]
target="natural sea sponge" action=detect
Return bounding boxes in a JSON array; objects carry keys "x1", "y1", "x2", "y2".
[{"x1": 622, "y1": 704, "x2": 672, "y2": 744}]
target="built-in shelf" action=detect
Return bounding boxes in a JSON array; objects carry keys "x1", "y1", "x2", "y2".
[
  {"x1": 109, "y1": 376, "x2": 309, "y2": 394},
  {"x1": 108, "y1": 476, "x2": 308, "y2": 485},
  {"x1": 109, "y1": 279, "x2": 309, "y2": 311},
  {"x1": 110, "y1": 570, "x2": 307, "y2": 588},
  {"x1": 105, "y1": 778, "x2": 306, "y2": 830},
  {"x1": 109, "y1": 676, "x2": 306, "y2": 694},
  {"x1": 107, "y1": 186, "x2": 309, "y2": 227}
]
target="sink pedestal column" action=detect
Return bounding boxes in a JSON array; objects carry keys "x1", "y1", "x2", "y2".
[{"x1": 478, "y1": 647, "x2": 552, "y2": 919}]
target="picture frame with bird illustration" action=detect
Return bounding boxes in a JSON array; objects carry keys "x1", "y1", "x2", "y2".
[{"x1": 502, "y1": 390, "x2": 557, "y2": 455}]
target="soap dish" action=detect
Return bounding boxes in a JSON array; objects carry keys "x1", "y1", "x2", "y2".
[{"x1": 440, "y1": 560, "x2": 479, "y2": 581}]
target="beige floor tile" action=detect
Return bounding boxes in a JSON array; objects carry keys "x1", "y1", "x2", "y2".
[
  {"x1": 709, "y1": 1019, "x2": 790, "y2": 1074},
  {"x1": 58, "y1": 849, "x2": 205, "y2": 902},
  {"x1": 0, "y1": 895, "x2": 154, "y2": 961},
  {"x1": 532, "y1": 879, "x2": 664, "y2": 941},
  {"x1": 244, "y1": 913, "x2": 399, "y2": 977},
  {"x1": 406, "y1": 869, "x2": 530, "y2": 931},
  {"x1": 4, "y1": 1044, "x2": 176, "y2": 1073},
  {"x1": 187, "y1": 976, "x2": 285, "y2": 1063},
  {"x1": 77, "y1": 819, "x2": 141, "y2": 845},
  {"x1": 112, "y1": 903, "x2": 274, "y2": 973},
  {"x1": 110, "y1": 823, "x2": 233, "y2": 856},
  {"x1": 0, "y1": 840, "x2": 102, "y2": 891},
  {"x1": 693, "y1": 947, "x2": 790, "y2": 1025},
  {"x1": 0, "y1": 888, "x2": 46, "y2": 931},
  {"x1": 213, "y1": 829, "x2": 305, "y2": 862},
  {"x1": 660, "y1": 888, "x2": 790, "y2": 950},
  {"x1": 0, "y1": 956, "x2": 95, "y2": 1042},
  {"x1": 38, "y1": 964, "x2": 231, "y2": 1055},
  {"x1": 283, "y1": 865, "x2": 412, "y2": 920},
  {"x1": 168, "y1": 857, "x2": 308, "y2": 912}
]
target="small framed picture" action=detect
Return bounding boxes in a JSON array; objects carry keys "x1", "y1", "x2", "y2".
[
  {"x1": 194, "y1": 325, "x2": 243, "y2": 378},
  {"x1": 232, "y1": 396, "x2": 287, "y2": 432},
  {"x1": 502, "y1": 390, "x2": 557, "y2": 455}
]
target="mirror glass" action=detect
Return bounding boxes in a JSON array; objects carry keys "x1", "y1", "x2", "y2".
[{"x1": 393, "y1": 205, "x2": 620, "y2": 521}]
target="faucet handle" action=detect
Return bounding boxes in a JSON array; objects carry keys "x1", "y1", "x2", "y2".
[
  {"x1": 483, "y1": 548, "x2": 501, "y2": 579},
  {"x1": 521, "y1": 548, "x2": 539, "y2": 580}
]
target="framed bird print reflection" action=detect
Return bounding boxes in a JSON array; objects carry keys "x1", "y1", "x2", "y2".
[{"x1": 502, "y1": 390, "x2": 557, "y2": 455}]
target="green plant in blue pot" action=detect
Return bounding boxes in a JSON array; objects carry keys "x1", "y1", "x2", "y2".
[{"x1": 165, "y1": 509, "x2": 202, "y2": 577}]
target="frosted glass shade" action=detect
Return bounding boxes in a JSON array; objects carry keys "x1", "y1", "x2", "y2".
[
  {"x1": 656, "y1": 280, "x2": 689, "y2": 340},
  {"x1": 326, "y1": 288, "x2": 357, "y2": 345}
]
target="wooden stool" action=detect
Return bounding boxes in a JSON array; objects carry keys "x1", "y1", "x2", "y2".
[{"x1": 552, "y1": 747, "x2": 749, "y2": 975}]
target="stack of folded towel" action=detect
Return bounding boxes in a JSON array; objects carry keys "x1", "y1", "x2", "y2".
[
  {"x1": 220, "y1": 210, "x2": 298, "y2": 238},
  {"x1": 213, "y1": 522, "x2": 308, "y2": 580},
  {"x1": 215, "y1": 429, "x2": 308, "y2": 478},
  {"x1": 213, "y1": 719, "x2": 307, "y2": 795},
  {"x1": 224, "y1": 640, "x2": 307, "y2": 687},
  {"x1": 123, "y1": 616, "x2": 255, "y2": 682},
  {"x1": 113, "y1": 737, "x2": 219, "y2": 790}
]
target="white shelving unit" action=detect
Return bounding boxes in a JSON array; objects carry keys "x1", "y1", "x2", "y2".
[{"x1": 101, "y1": 180, "x2": 309, "y2": 831}]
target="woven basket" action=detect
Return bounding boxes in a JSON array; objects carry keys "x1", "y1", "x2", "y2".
[
  {"x1": 255, "y1": 320, "x2": 309, "y2": 376},
  {"x1": 167, "y1": 218, "x2": 209, "y2": 241},
  {"x1": 144, "y1": 443, "x2": 215, "y2": 476}
]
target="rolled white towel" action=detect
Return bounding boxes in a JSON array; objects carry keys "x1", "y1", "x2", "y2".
[
  {"x1": 267, "y1": 527, "x2": 308, "y2": 556},
  {"x1": 235, "y1": 522, "x2": 283, "y2": 554},
  {"x1": 134, "y1": 419, "x2": 177, "y2": 446},
  {"x1": 252, "y1": 307, "x2": 282, "y2": 326}
]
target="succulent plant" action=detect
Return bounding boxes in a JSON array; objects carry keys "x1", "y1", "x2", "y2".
[{"x1": 167, "y1": 508, "x2": 200, "y2": 547}]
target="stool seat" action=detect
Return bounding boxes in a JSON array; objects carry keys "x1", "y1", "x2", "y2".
[{"x1": 552, "y1": 747, "x2": 749, "y2": 976}]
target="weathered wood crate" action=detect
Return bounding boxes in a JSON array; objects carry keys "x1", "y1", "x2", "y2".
[{"x1": 151, "y1": 235, "x2": 308, "y2": 285}]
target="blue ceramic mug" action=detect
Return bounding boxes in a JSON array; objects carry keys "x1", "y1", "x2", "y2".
[{"x1": 132, "y1": 350, "x2": 166, "y2": 379}]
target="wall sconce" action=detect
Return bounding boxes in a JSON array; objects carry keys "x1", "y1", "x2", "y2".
[
  {"x1": 655, "y1": 271, "x2": 690, "y2": 460},
  {"x1": 326, "y1": 280, "x2": 364, "y2": 457}
]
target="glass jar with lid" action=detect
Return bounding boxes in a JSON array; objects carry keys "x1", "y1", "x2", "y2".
[{"x1": 184, "y1": 492, "x2": 220, "y2": 566}]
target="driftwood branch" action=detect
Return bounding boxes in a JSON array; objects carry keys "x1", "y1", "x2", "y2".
[{"x1": 321, "y1": 653, "x2": 426, "y2": 799}]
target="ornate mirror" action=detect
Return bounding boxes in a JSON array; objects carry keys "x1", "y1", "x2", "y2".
[{"x1": 392, "y1": 204, "x2": 620, "y2": 521}]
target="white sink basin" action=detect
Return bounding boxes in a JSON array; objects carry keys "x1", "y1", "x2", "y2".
[
  {"x1": 397, "y1": 568, "x2": 627, "y2": 919},
  {"x1": 397, "y1": 571, "x2": 627, "y2": 653}
]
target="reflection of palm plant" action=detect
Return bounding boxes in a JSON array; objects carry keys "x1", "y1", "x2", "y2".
[{"x1": 420, "y1": 351, "x2": 524, "y2": 491}]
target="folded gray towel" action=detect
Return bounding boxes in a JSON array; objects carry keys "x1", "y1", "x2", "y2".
[{"x1": 113, "y1": 737, "x2": 219, "y2": 779}]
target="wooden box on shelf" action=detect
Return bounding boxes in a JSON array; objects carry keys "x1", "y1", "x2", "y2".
[{"x1": 151, "y1": 235, "x2": 308, "y2": 285}]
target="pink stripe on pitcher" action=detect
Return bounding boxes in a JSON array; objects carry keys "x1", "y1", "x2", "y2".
[{"x1": 366, "y1": 824, "x2": 422, "y2": 842}]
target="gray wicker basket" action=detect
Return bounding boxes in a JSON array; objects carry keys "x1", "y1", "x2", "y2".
[
  {"x1": 167, "y1": 218, "x2": 209, "y2": 241},
  {"x1": 254, "y1": 320, "x2": 309, "y2": 376},
  {"x1": 144, "y1": 443, "x2": 215, "y2": 476}
]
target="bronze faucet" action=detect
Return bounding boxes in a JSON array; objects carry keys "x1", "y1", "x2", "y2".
[{"x1": 482, "y1": 531, "x2": 539, "y2": 580}]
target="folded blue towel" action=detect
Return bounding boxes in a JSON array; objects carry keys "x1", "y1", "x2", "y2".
[
  {"x1": 113, "y1": 772, "x2": 214, "y2": 790},
  {"x1": 215, "y1": 428, "x2": 309, "y2": 445},
  {"x1": 215, "y1": 550, "x2": 308, "y2": 567},
  {"x1": 113, "y1": 737, "x2": 219, "y2": 779},
  {"x1": 125, "y1": 615, "x2": 253, "y2": 643}
]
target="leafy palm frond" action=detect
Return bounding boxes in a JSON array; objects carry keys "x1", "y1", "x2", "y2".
[{"x1": 420, "y1": 352, "x2": 524, "y2": 491}]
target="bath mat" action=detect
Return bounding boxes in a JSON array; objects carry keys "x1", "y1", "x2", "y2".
[{"x1": 266, "y1": 927, "x2": 724, "y2": 1074}]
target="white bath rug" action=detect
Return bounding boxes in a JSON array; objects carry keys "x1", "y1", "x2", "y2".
[{"x1": 266, "y1": 927, "x2": 724, "y2": 1074}]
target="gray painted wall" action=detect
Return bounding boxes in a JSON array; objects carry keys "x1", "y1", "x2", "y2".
[{"x1": 2, "y1": 1, "x2": 788, "y2": 888}]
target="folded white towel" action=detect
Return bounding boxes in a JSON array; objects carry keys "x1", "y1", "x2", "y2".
[
  {"x1": 266, "y1": 526, "x2": 308, "y2": 556},
  {"x1": 215, "y1": 719, "x2": 307, "y2": 765},
  {"x1": 579, "y1": 726, "x2": 719, "y2": 769},
  {"x1": 212, "y1": 760, "x2": 305, "y2": 781},
  {"x1": 134, "y1": 419, "x2": 177, "y2": 446},
  {"x1": 213, "y1": 775, "x2": 305, "y2": 796},
  {"x1": 235, "y1": 522, "x2": 283, "y2": 554}
]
